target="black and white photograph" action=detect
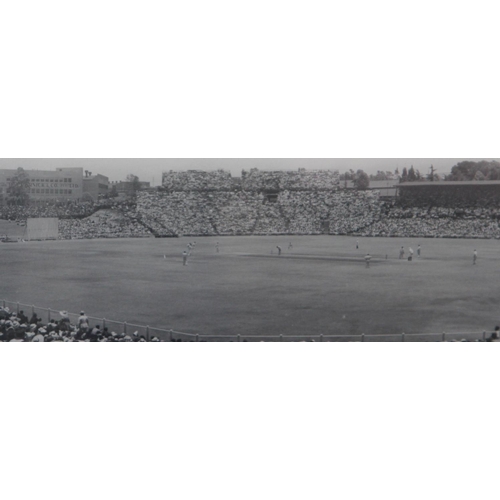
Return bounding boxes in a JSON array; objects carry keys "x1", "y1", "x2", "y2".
[
  {"x1": 2, "y1": 1, "x2": 499, "y2": 500},
  {"x1": 2, "y1": 158, "x2": 500, "y2": 343}
]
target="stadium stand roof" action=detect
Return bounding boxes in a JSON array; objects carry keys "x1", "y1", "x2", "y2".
[{"x1": 399, "y1": 181, "x2": 500, "y2": 187}]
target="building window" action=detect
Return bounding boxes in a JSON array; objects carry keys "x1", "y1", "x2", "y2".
[
  {"x1": 64, "y1": 178, "x2": 68, "y2": 182},
  {"x1": 68, "y1": 178, "x2": 72, "y2": 183},
  {"x1": 50, "y1": 189, "x2": 54, "y2": 194},
  {"x1": 36, "y1": 189, "x2": 40, "y2": 194},
  {"x1": 68, "y1": 189, "x2": 72, "y2": 194}
]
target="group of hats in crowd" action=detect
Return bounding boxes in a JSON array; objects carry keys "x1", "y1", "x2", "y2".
[{"x1": 0, "y1": 307, "x2": 162, "y2": 342}]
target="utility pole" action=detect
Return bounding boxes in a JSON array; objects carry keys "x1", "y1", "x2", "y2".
[{"x1": 429, "y1": 164, "x2": 436, "y2": 181}]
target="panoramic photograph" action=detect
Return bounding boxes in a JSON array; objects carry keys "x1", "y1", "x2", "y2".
[
  {"x1": 4, "y1": 2, "x2": 497, "y2": 500},
  {"x1": 2, "y1": 158, "x2": 500, "y2": 342}
]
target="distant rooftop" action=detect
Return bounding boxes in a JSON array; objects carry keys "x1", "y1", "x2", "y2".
[{"x1": 342, "y1": 180, "x2": 398, "y2": 189}]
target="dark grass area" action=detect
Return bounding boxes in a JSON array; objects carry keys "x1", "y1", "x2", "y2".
[{"x1": 1, "y1": 232, "x2": 498, "y2": 340}]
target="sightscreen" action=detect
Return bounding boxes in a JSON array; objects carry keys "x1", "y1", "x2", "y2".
[{"x1": 26, "y1": 218, "x2": 59, "y2": 240}]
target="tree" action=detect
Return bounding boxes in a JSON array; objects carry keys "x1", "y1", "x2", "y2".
[
  {"x1": 369, "y1": 170, "x2": 394, "y2": 181},
  {"x1": 401, "y1": 167, "x2": 408, "y2": 182},
  {"x1": 7, "y1": 167, "x2": 31, "y2": 205},
  {"x1": 339, "y1": 169, "x2": 356, "y2": 181},
  {"x1": 352, "y1": 170, "x2": 370, "y2": 190},
  {"x1": 408, "y1": 165, "x2": 417, "y2": 182},
  {"x1": 448, "y1": 160, "x2": 500, "y2": 181},
  {"x1": 427, "y1": 165, "x2": 437, "y2": 181}
]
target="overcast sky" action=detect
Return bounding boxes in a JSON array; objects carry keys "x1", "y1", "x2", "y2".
[{"x1": 0, "y1": 159, "x2": 498, "y2": 186}]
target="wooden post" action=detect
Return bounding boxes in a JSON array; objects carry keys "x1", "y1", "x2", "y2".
[
  {"x1": 16, "y1": 302, "x2": 20, "y2": 314},
  {"x1": 280, "y1": 334, "x2": 283, "y2": 342},
  {"x1": 32, "y1": 305, "x2": 35, "y2": 315},
  {"x1": 402, "y1": 332, "x2": 405, "y2": 342},
  {"x1": 237, "y1": 334, "x2": 241, "y2": 342},
  {"x1": 483, "y1": 331, "x2": 486, "y2": 341},
  {"x1": 146, "y1": 326, "x2": 150, "y2": 341},
  {"x1": 320, "y1": 334, "x2": 323, "y2": 342},
  {"x1": 103, "y1": 318, "x2": 106, "y2": 329},
  {"x1": 442, "y1": 331, "x2": 446, "y2": 342},
  {"x1": 196, "y1": 334, "x2": 199, "y2": 342},
  {"x1": 169, "y1": 330, "x2": 173, "y2": 342},
  {"x1": 361, "y1": 333, "x2": 365, "y2": 342},
  {"x1": 48, "y1": 308, "x2": 51, "y2": 322},
  {"x1": 123, "y1": 322, "x2": 127, "y2": 334}
]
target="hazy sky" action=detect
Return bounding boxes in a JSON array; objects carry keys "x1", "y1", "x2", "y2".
[{"x1": 0, "y1": 159, "x2": 497, "y2": 186}]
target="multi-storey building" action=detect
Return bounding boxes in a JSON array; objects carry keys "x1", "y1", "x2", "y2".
[
  {"x1": 82, "y1": 173, "x2": 110, "y2": 200},
  {"x1": 0, "y1": 167, "x2": 83, "y2": 203},
  {"x1": 0, "y1": 167, "x2": 109, "y2": 203}
]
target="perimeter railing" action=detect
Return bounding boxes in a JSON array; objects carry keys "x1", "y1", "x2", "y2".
[{"x1": 0, "y1": 300, "x2": 490, "y2": 342}]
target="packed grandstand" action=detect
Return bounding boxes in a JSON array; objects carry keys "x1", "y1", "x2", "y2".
[
  {"x1": 0, "y1": 306, "x2": 160, "y2": 342},
  {"x1": 2, "y1": 168, "x2": 500, "y2": 240}
]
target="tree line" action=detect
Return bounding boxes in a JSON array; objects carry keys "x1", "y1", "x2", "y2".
[
  {"x1": 339, "y1": 161, "x2": 500, "y2": 190},
  {"x1": 447, "y1": 160, "x2": 500, "y2": 181}
]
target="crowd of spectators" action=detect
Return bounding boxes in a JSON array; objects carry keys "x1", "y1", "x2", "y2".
[
  {"x1": 162, "y1": 170, "x2": 234, "y2": 191},
  {"x1": 241, "y1": 169, "x2": 340, "y2": 191},
  {"x1": 136, "y1": 191, "x2": 219, "y2": 236},
  {"x1": 212, "y1": 191, "x2": 262, "y2": 234},
  {"x1": 58, "y1": 208, "x2": 152, "y2": 239},
  {"x1": 0, "y1": 200, "x2": 97, "y2": 221},
  {"x1": 6, "y1": 169, "x2": 500, "y2": 240},
  {"x1": 361, "y1": 204, "x2": 500, "y2": 238},
  {"x1": 0, "y1": 306, "x2": 163, "y2": 341},
  {"x1": 0, "y1": 199, "x2": 154, "y2": 240},
  {"x1": 161, "y1": 169, "x2": 341, "y2": 192},
  {"x1": 268, "y1": 190, "x2": 381, "y2": 234},
  {"x1": 5, "y1": 191, "x2": 500, "y2": 240},
  {"x1": 327, "y1": 191, "x2": 381, "y2": 234},
  {"x1": 134, "y1": 189, "x2": 381, "y2": 236}
]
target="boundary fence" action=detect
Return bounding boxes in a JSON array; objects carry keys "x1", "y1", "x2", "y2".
[{"x1": 1, "y1": 300, "x2": 489, "y2": 342}]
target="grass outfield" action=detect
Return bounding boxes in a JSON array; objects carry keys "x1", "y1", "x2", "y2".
[{"x1": 1, "y1": 234, "x2": 498, "y2": 340}]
